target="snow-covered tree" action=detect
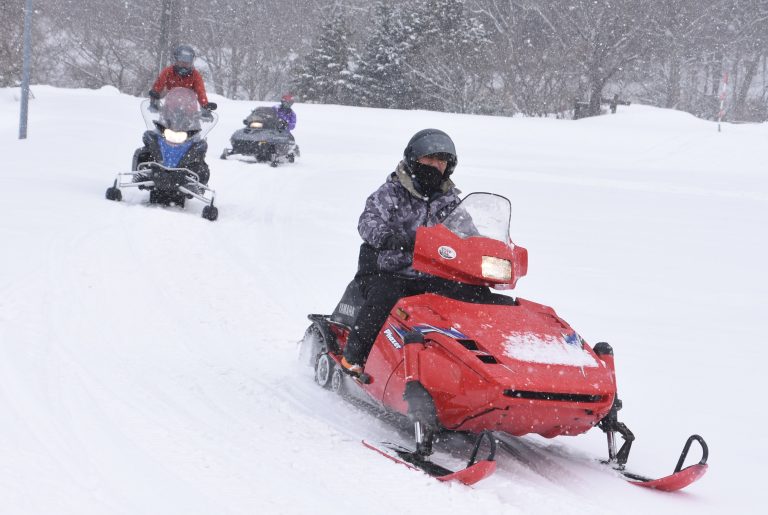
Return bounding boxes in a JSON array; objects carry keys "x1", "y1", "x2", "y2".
[
  {"x1": 352, "y1": 2, "x2": 424, "y2": 109},
  {"x1": 474, "y1": 0, "x2": 574, "y2": 116},
  {"x1": 525, "y1": 0, "x2": 656, "y2": 117},
  {"x1": 0, "y1": 0, "x2": 24, "y2": 87},
  {"x1": 408, "y1": 0, "x2": 494, "y2": 113},
  {"x1": 289, "y1": 13, "x2": 356, "y2": 105}
]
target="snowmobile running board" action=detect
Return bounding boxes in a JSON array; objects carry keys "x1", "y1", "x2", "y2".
[
  {"x1": 619, "y1": 434, "x2": 709, "y2": 492},
  {"x1": 362, "y1": 430, "x2": 497, "y2": 486}
]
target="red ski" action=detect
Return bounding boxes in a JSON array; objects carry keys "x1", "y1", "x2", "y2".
[
  {"x1": 620, "y1": 435, "x2": 708, "y2": 492},
  {"x1": 362, "y1": 432, "x2": 497, "y2": 486}
]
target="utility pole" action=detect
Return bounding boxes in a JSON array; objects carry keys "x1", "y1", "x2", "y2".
[
  {"x1": 717, "y1": 73, "x2": 728, "y2": 133},
  {"x1": 18, "y1": 0, "x2": 33, "y2": 140},
  {"x1": 156, "y1": 0, "x2": 172, "y2": 76},
  {"x1": 156, "y1": 0, "x2": 182, "y2": 75}
]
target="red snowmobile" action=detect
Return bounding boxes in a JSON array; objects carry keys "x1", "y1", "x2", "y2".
[{"x1": 300, "y1": 192, "x2": 707, "y2": 490}]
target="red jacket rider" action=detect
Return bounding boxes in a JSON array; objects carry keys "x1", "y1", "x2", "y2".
[{"x1": 149, "y1": 45, "x2": 215, "y2": 111}]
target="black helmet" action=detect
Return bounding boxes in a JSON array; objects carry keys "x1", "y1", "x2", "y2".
[
  {"x1": 404, "y1": 128, "x2": 457, "y2": 178},
  {"x1": 172, "y1": 44, "x2": 195, "y2": 65}
]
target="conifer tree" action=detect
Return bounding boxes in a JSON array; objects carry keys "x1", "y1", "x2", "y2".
[
  {"x1": 352, "y1": 3, "x2": 425, "y2": 109},
  {"x1": 290, "y1": 13, "x2": 356, "y2": 105},
  {"x1": 409, "y1": 0, "x2": 493, "y2": 112}
]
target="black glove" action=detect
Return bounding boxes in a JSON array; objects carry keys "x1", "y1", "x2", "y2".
[
  {"x1": 148, "y1": 90, "x2": 160, "y2": 112},
  {"x1": 204, "y1": 102, "x2": 217, "y2": 111},
  {"x1": 201, "y1": 110, "x2": 214, "y2": 121},
  {"x1": 277, "y1": 119, "x2": 288, "y2": 131},
  {"x1": 382, "y1": 233, "x2": 413, "y2": 252}
]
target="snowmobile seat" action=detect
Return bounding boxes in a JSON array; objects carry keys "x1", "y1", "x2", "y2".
[{"x1": 330, "y1": 280, "x2": 365, "y2": 328}]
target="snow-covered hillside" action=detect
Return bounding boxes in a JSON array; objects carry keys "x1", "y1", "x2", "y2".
[{"x1": 1, "y1": 86, "x2": 765, "y2": 514}]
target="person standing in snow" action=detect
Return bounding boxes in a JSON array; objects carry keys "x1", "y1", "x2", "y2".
[
  {"x1": 149, "y1": 45, "x2": 217, "y2": 114},
  {"x1": 341, "y1": 129, "x2": 465, "y2": 376}
]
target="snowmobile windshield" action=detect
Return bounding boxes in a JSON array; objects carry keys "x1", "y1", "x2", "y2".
[
  {"x1": 140, "y1": 88, "x2": 218, "y2": 139},
  {"x1": 244, "y1": 107, "x2": 280, "y2": 130},
  {"x1": 441, "y1": 193, "x2": 511, "y2": 242}
]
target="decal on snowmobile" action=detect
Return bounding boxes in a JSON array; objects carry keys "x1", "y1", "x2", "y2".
[
  {"x1": 338, "y1": 303, "x2": 356, "y2": 318},
  {"x1": 563, "y1": 332, "x2": 583, "y2": 347},
  {"x1": 383, "y1": 322, "x2": 415, "y2": 349},
  {"x1": 383, "y1": 328, "x2": 402, "y2": 349},
  {"x1": 412, "y1": 324, "x2": 468, "y2": 339},
  {"x1": 438, "y1": 245, "x2": 457, "y2": 259}
]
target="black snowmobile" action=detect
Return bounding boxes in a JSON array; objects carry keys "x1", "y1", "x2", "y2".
[
  {"x1": 220, "y1": 106, "x2": 299, "y2": 167},
  {"x1": 105, "y1": 87, "x2": 219, "y2": 221}
]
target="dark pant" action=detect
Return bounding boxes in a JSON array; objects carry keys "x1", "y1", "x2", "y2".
[{"x1": 343, "y1": 273, "x2": 514, "y2": 365}]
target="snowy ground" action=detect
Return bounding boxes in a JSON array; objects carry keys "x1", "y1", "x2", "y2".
[{"x1": 1, "y1": 86, "x2": 765, "y2": 514}]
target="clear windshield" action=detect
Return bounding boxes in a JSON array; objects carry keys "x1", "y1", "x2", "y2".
[
  {"x1": 140, "y1": 88, "x2": 217, "y2": 139},
  {"x1": 441, "y1": 193, "x2": 511, "y2": 242},
  {"x1": 244, "y1": 107, "x2": 280, "y2": 129}
]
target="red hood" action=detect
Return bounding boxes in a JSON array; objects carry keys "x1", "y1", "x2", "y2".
[{"x1": 399, "y1": 295, "x2": 615, "y2": 398}]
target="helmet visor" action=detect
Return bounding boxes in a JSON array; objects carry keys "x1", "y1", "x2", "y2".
[{"x1": 174, "y1": 47, "x2": 195, "y2": 65}]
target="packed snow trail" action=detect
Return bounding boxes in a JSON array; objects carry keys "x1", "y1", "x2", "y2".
[{"x1": 1, "y1": 86, "x2": 765, "y2": 514}]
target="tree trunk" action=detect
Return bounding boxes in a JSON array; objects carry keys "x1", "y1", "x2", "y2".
[
  {"x1": 588, "y1": 77, "x2": 604, "y2": 117},
  {"x1": 733, "y1": 55, "x2": 759, "y2": 121},
  {"x1": 666, "y1": 58, "x2": 681, "y2": 109}
]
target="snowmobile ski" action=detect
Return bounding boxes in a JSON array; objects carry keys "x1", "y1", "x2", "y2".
[
  {"x1": 494, "y1": 431, "x2": 707, "y2": 493},
  {"x1": 362, "y1": 430, "x2": 497, "y2": 486},
  {"x1": 619, "y1": 434, "x2": 708, "y2": 492}
]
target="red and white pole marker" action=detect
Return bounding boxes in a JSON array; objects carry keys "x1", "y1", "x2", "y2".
[{"x1": 717, "y1": 72, "x2": 728, "y2": 132}]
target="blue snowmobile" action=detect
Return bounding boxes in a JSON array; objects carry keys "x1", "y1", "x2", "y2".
[{"x1": 105, "y1": 87, "x2": 219, "y2": 221}]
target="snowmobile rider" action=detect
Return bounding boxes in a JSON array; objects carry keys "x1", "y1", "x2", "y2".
[
  {"x1": 149, "y1": 44, "x2": 217, "y2": 115},
  {"x1": 133, "y1": 87, "x2": 211, "y2": 186},
  {"x1": 274, "y1": 94, "x2": 297, "y2": 133},
  {"x1": 341, "y1": 129, "x2": 464, "y2": 376}
]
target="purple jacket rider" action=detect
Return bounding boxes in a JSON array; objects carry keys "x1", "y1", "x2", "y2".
[{"x1": 274, "y1": 105, "x2": 296, "y2": 132}]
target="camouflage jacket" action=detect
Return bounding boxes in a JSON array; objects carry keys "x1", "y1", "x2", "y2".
[{"x1": 357, "y1": 160, "x2": 461, "y2": 276}]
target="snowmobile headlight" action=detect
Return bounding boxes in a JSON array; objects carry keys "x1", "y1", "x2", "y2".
[
  {"x1": 482, "y1": 256, "x2": 512, "y2": 281},
  {"x1": 249, "y1": 122, "x2": 264, "y2": 129},
  {"x1": 163, "y1": 128, "x2": 188, "y2": 144}
]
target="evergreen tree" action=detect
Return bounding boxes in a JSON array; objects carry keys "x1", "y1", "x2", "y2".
[
  {"x1": 289, "y1": 13, "x2": 356, "y2": 105},
  {"x1": 409, "y1": 0, "x2": 494, "y2": 113},
  {"x1": 352, "y1": 3, "x2": 424, "y2": 109}
]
